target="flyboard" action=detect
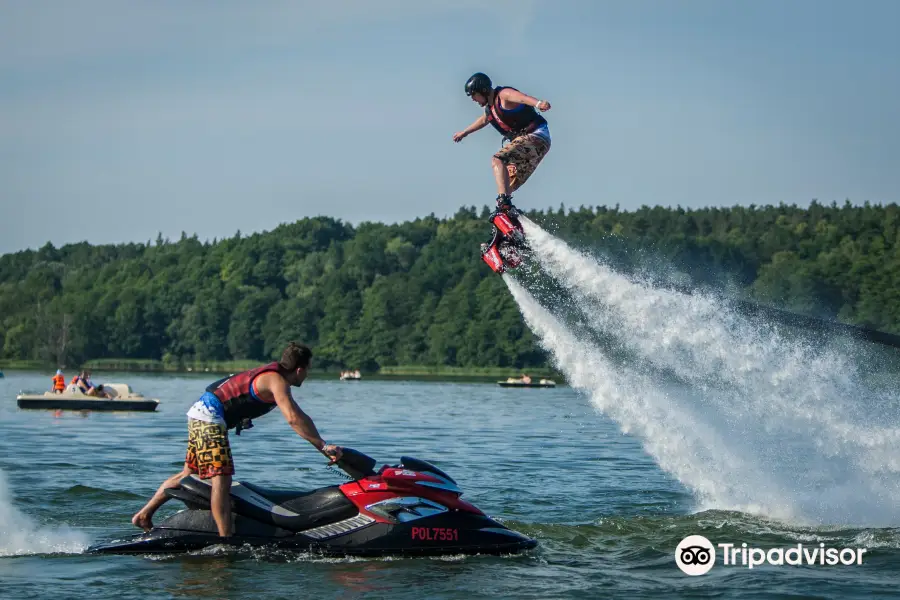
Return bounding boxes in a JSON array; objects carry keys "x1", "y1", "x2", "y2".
[{"x1": 481, "y1": 209, "x2": 526, "y2": 274}]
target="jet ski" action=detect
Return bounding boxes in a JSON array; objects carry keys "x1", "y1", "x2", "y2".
[
  {"x1": 481, "y1": 210, "x2": 526, "y2": 274},
  {"x1": 87, "y1": 448, "x2": 537, "y2": 557}
]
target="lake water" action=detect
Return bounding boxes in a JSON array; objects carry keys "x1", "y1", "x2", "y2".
[{"x1": 2, "y1": 370, "x2": 899, "y2": 599}]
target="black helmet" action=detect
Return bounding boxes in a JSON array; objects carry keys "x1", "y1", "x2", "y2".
[{"x1": 465, "y1": 72, "x2": 492, "y2": 96}]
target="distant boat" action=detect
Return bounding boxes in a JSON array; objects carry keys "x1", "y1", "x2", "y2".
[
  {"x1": 339, "y1": 370, "x2": 362, "y2": 381},
  {"x1": 497, "y1": 378, "x2": 557, "y2": 388},
  {"x1": 16, "y1": 383, "x2": 159, "y2": 412}
]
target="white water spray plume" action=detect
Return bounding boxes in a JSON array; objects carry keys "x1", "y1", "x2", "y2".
[{"x1": 508, "y1": 220, "x2": 900, "y2": 526}]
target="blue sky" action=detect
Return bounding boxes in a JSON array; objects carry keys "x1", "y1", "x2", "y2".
[{"x1": 2, "y1": 0, "x2": 899, "y2": 254}]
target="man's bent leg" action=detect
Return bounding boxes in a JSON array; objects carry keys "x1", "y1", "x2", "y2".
[
  {"x1": 132, "y1": 415, "x2": 207, "y2": 531},
  {"x1": 209, "y1": 474, "x2": 234, "y2": 537},
  {"x1": 132, "y1": 462, "x2": 193, "y2": 531}
]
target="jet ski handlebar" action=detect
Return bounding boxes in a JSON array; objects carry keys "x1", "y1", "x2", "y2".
[{"x1": 332, "y1": 447, "x2": 378, "y2": 480}]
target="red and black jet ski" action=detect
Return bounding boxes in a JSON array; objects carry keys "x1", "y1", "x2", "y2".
[
  {"x1": 481, "y1": 210, "x2": 526, "y2": 274},
  {"x1": 87, "y1": 448, "x2": 536, "y2": 557}
]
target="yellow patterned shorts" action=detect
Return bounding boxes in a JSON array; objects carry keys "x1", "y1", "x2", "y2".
[{"x1": 185, "y1": 418, "x2": 234, "y2": 479}]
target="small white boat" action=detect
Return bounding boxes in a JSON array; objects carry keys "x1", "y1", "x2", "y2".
[
  {"x1": 16, "y1": 383, "x2": 160, "y2": 411},
  {"x1": 497, "y1": 378, "x2": 557, "y2": 388}
]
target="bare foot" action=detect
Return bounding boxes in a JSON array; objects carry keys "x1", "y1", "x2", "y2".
[{"x1": 131, "y1": 512, "x2": 153, "y2": 532}]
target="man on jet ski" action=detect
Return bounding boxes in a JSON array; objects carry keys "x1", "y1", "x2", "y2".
[
  {"x1": 131, "y1": 342, "x2": 343, "y2": 538},
  {"x1": 452, "y1": 72, "x2": 552, "y2": 216}
]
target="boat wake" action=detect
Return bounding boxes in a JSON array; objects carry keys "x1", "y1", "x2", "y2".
[{"x1": 0, "y1": 469, "x2": 90, "y2": 556}]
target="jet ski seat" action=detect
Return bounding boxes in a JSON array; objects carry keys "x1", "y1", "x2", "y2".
[{"x1": 177, "y1": 476, "x2": 358, "y2": 531}]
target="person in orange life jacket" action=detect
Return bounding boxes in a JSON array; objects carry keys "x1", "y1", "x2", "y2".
[
  {"x1": 452, "y1": 72, "x2": 552, "y2": 216},
  {"x1": 131, "y1": 342, "x2": 343, "y2": 538},
  {"x1": 51, "y1": 370, "x2": 65, "y2": 393}
]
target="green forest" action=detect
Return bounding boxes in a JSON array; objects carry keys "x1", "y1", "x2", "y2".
[{"x1": 2, "y1": 201, "x2": 899, "y2": 372}]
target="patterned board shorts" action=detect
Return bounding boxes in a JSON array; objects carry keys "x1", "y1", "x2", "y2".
[
  {"x1": 185, "y1": 418, "x2": 235, "y2": 479},
  {"x1": 494, "y1": 134, "x2": 551, "y2": 192}
]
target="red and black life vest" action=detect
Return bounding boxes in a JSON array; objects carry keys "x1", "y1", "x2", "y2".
[
  {"x1": 206, "y1": 362, "x2": 281, "y2": 429},
  {"x1": 485, "y1": 86, "x2": 547, "y2": 140}
]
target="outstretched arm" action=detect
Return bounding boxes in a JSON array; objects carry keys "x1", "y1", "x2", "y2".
[
  {"x1": 273, "y1": 384, "x2": 325, "y2": 449},
  {"x1": 499, "y1": 88, "x2": 551, "y2": 112},
  {"x1": 261, "y1": 374, "x2": 341, "y2": 460},
  {"x1": 453, "y1": 113, "x2": 489, "y2": 142}
]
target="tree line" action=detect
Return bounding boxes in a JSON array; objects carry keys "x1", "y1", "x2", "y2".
[{"x1": 2, "y1": 200, "x2": 898, "y2": 370}]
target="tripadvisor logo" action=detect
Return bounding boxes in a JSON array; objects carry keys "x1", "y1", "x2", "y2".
[
  {"x1": 676, "y1": 535, "x2": 716, "y2": 575},
  {"x1": 675, "y1": 535, "x2": 868, "y2": 575}
]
